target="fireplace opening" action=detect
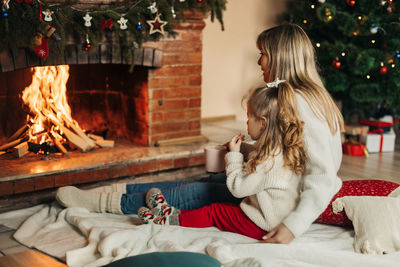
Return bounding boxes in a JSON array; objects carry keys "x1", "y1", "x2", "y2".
[{"x1": 0, "y1": 64, "x2": 149, "y2": 152}]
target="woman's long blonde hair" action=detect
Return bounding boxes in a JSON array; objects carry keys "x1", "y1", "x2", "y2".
[
  {"x1": 256, "y1": 23, "x2": 344, "y2": 134},
  {"x1": 245, "y1": 85, "x2": 306, "y2": 174}
]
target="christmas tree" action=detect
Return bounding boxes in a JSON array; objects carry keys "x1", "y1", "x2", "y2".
[{"x1": 286, "y1": 0, "x2": 400, "y2": 121}]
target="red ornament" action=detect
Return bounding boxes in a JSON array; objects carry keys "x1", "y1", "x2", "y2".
[
  {"x1": 332, "y1": 59, "x2": 341, "y2": 69},
  {"x1": 197, "y1": 0, "x2": 203, "y2": 3},
  {"x1": 379, "y1": 65, "x2": 388, "y2": 75},
  {"x1": 346, "y1": 0, "x2": 356, "y2": 7}
]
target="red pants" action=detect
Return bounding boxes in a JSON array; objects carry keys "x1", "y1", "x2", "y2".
[{"x1": 179, "y1": 180, "x2": 399, "y2": 240}]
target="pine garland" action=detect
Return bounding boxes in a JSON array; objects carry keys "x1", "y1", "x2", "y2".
[{"x1": 0, "y1": 0, "x2": 226, "y2": 62}]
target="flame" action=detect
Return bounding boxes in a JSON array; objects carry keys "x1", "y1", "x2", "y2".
[{"x1": 21, "y1": 65, "x2": 79, "y2": 144}]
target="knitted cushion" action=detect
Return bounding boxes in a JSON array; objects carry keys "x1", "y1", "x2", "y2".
[
  {"x1": 316, "y1": 180, "x2": 400, "y2": 227},
  {"x1": 103, "y1": 252, "x2": 221, "y2": 267},
  {"x1": 332, "y1": 196, "x2": 400, "y2": 254}
]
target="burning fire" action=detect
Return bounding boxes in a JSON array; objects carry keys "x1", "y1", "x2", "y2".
[{"x1": 21, "y1": 65, "x2": 95, "y2": 152}]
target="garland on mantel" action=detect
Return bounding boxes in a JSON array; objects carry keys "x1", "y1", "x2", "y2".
[{"x1": 0, "y1": 0, "x2": 226, "y2": 61}]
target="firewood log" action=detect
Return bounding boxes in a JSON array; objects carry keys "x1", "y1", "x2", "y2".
[
  {"x1": 0, "y1": 138, "x2": 24, "y2": 151},
  {"x1": 13, "y1": 142, "x2": 29, "y2": 158}
]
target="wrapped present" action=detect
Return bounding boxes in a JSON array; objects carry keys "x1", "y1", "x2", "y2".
[
  {"x1": 359, "y1": 120, "x2": 393, "y2": 133},
  {"x1": 344, "y1": 124, "x2": 369, "y2": 135},
  {"x1": 359, "y1": 132, "x2": 396, "y2": 153},
  {"x1": 342, "y1": 141, "x2": 367, "y2": 156}
]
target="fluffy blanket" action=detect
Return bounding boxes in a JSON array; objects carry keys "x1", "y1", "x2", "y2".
[{"x1": 1, "y1": 203, "x2": 400, "y2": 267}]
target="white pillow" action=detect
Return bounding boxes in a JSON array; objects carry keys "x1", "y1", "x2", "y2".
[{"x1": 332, "y1": 196, "x2": 400, "y2": 254}]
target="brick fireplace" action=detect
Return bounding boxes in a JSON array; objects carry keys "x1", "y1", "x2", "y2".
[{"x1": 0, "y1": 10, "x2": 209, "y2": 199}]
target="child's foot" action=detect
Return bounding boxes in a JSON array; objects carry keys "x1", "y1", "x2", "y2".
[
  {"x1": 145, "y1": 188, "x2": 179, "y2": 216},
  {"x1": 138, "y1": 206, "x2": 179, "y2": 225}
]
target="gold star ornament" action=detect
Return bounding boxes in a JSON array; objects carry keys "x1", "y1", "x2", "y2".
[{"x1": 146, "y1": 13, "x2": 168, "y2": 35}]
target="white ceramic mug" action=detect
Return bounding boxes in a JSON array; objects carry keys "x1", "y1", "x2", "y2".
[{"x1": 204, "y1": 145, "x2": 227, "y2": 173}]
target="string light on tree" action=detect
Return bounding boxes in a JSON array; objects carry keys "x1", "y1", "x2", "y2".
[
  {"x1": 396, "y1": 51, "x2": 400, "y2": 59},
  {"x1": 2, "y1": 0, "x2": 9, "y2": 10},
  {"x1": 318, "y1": 0, "x2": 326, "y2": 3}
]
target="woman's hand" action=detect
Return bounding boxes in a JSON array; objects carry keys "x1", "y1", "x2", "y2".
[
  {"x1": 229, "y1": 133, "x2": 244, "y2": 152},
  {"x1": 259, "y1": 223, "x2": 294, "y2": 244}
]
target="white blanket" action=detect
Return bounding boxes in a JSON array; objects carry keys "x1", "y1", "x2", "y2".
[{"x1": 2, "y1": 203, "x2": 400, "y2": 267}]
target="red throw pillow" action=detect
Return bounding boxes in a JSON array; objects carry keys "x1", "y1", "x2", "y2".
[{"x1": 316, "y1": 179, "x2": 400, "y2": 227}]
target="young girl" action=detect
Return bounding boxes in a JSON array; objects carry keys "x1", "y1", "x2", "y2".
[
  {"x1": 136, "y1": 82, "x2": 306, "y2": 240},
  {"x1": 56, "y1": 23, "x2": 400, "y2": 242}
]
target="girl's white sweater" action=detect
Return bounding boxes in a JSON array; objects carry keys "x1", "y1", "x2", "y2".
[
  {"x1": 225, "y1": 152, "x2": 302, "y2": 232},
  {"x1": 225, "y1": 92, "x2": 343, "y2": 235}
]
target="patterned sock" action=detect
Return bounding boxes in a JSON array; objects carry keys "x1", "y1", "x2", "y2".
[
  {"x1": 145, "y1": 188, "x2": 180, "y2": 216},
  {"x1": 138, "y1": 206, "x2": 179, "y2": 225}
]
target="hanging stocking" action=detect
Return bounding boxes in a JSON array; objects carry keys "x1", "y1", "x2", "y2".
[{"x1": 32, "y1": 22, "x2": 56, "y2": 58}]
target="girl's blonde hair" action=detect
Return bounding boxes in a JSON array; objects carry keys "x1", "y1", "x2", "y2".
[
  {"x1": 245, "y1": 84, "x2": 306, "y2": 174},
  {"x1": 256, "y1": 23, "x2": 344, "y2": 134}
]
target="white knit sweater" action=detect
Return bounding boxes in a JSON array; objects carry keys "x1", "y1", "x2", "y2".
[
  {"x1": 225, "y1": 151, "x2": 301, "y2": 232},
  {"x1": 282, "y1": 93, "x2": 343, "y2": 237}
]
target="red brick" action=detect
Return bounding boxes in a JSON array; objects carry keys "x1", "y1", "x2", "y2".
[
  {"x1": 180, "y1": 31, "x2": 203, "y2": 42},
  {"x1": 109, "y1": 164, "x2": 129, "y2": 179},
  {"x1": 162, "y1": 53, "x2": 202, "y2": 65},
  {"x1": 160, "y1": 41, "x2": 202, "y2": 53},
  {"x1": 152, "y1": 65, "x2": 201, "y2": 76},
  {"x1": 174, "y1": 157, "x2": 189, "y2": 168},
  {"x1": 15, "y1": 179, "x2": 34, "y2": 194},
  {"x1": 189, "y1": 120, "x2": 201, "y2": 130},
  {"x1": 150, "y1": 131, "x2": 201, "y2": 144},
  {"x1": 91, "y1": 168, "x2": 110, "y2": 181},
  {"x1": 74, "y1": 170, "x2": 94, "y2": 184},
  {"x1": 127, "y1": 162, "x2": 144, "y2": 176},
  {"x1": 151, "y1": 89, "x2": 164, "y2": 99},
  {"x1": 134, "y1": 97, "x2": 148, "y2": 123},
  {"x1": 35, "y1": 176, "x2": 54, "y2": 190},
  {"x1": 189, "y1": 75, "x2": 202, "y2": 86},
  {"x1": 159, "y1": 159, "x2": 174, "y2": 171},
  {"x1": 189, "y1": 98, "x2": 201, "y2": 108},
  {"x1": 164, "y1": 87, "x2": 201, "y2": 98},
  {"x1": 158, "y1": 109, "x2": 200, "y2": 121},
  {"x1": 55, "y1": 172, "x2": 74, "y2": 187},
  {"x1": 150, "y1": 99, "x2": 189, "y2": 112},
  {"x1": 142, "y1": 161, "x2": 158, "y2": 173},
  {"x1": 150, "y1": 112, "x2": 164, "y2": 123},
  {"x1": 189, "y1": 154, "x2": 205, "y2": 166},
  {"x1": 148, "y1": 76, "x2": 189, "y2": 89},
  {"x1": 151, "y1": 121, "x2": 189, "y2": 135},
  {"x1": 0, "y1": 182, "x2": 13, "y2": 196}
]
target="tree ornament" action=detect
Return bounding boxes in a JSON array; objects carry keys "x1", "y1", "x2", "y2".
[
  {"x1": 100, "y1": 18, "x2": 113, "y2": 31},
  {"x1": 148, "y1": 2, "x2": 158, "y2": 14},
  {"x1": 117, "y1": 16, "x2": 128, "y2": 30},
  {"x1": 2, "y1": 0, "x2": 9, "y2": 10},
  {"x1": 324, "y1": 8, "x2": 333, "y2": 22},
  {"x1": 2, "y1": 11, "x2": 8, "y2": 18},
  {"x1": 146, "y1": 13, "x2": 168, "y2": 35},
  {"x1": 171, "y1": 5, "x2": 176, "y2": 19},
  {"x1": 332, "y1": 58, "x2": 341, "y2": 69},
  {"x1": 197, "y1": 0, "x2": 203, "y2": 3},
  {"x1": 32, "y1": 22, "x2": 56, "y2": 58},
  {"x1": 83, "y1": 13, "x2": 92, "y2": 27},
  {"x1": 346, "y1": 0, "x2": 356, "y2": 7},
  {"x1": 42, "y1": 9, "x2": 54, "y2": 22},
  {"x1": 370, "y1": 24, "x2": 379, "y2": 34},
  {"x1": 395, "y1": 51, "x2": 400, "y2": 59},
  {"x1": 136, "y1": 21, "x2": 143, "y2": 30},
  {"x1": 83, "y1": 34, "x2": 91, "y2": 51},
  {"x1": 387, "y1": 6, "x2": 392, "y2": 13},
  {"x1": 317, "y1": 4, "x2": 336, "y2": 23},
  {"x1": 379, "y1": 64, "x2": 388, "y2": 75}
]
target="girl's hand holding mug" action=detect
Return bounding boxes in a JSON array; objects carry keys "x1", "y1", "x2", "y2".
[{"x1": 229, "y1": 133, "x2": 244, "y2": 152}]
